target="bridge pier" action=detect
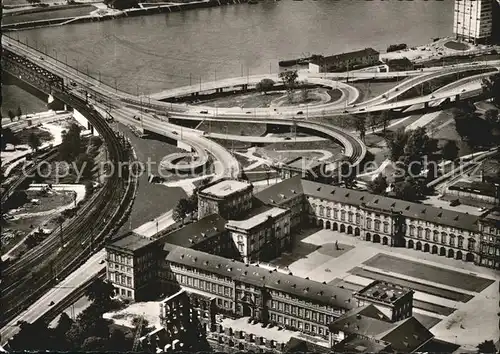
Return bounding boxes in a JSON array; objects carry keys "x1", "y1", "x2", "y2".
[
  {"x1": 424, "y1": 101, "x2": 429, "y2": 109},
  {"x1": 242, "y1": 84, "x2": 248, "y2": 92},
  {"x1": 47, "y1": 94, "x2": 67, "y2": 111},
  {"x1": 455, "y1": 94, "x2": 460, "y2": 102}
]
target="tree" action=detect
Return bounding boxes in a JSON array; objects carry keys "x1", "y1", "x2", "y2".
[
  {"x1": 481, "y1": 72, "x2": 500, "y2": 105},
  {"x1": 484, "y1": 109, "x2": 499, "y2": 124},
  {"x1": 279, "y1": 70, "x2": 298, "y2": 101},
  {"x1": 380, "y1": 110, "x2": 392, "y2": 134},
  {"x1": 300, "y1": 81, "x2": 310, "y2": 102},
  {"x1": 386, "y1": 128, "x2": 409, "y2": 162},
  {"x1": 55, "y1": 215, "x2": 65, "y2": 248},
  {"x1": 1, "y1": 127, "x2": 16, "y2": 150},
  {"x1": 56, "y1": 312, "x2": 73, "y2": 336},
  {"x1": 59, "y1": 123, "x2": 82, "y2": 162},
  {"x1": 8, "y1": 110, "x2": 15, "y2": 122},
  {"x1": 16, "y1": 106, "x2": 22, "y2": 119},
  {"x1": 82, "y1": 336, "x2": 108, "y2": 351},
  {"x1": 367, "y1": 174, "x2": 388, "y2": 195},
  {"x1": 28, "y1": 132, "x2": 41, "y2": 153},
  {"x1": 256, "y1": 78, "x2": 275, "y2": 95},
  {"x1": 441, "y1": 140, "x2": 458, "y2": 161},
  {"x1": 367, "y1": 113, "x2": 377, "y2": 133},
  {"x1": 354, "y1": 115, "x2": 366, "y2": 142},
  {"x1": 74, "y1": 153, "x2": 94, "y2": 181},
  {"x1": 393, "y1": 178, "x2": 420, "y2": 202},
  {"x1": 172, "y1": 198, "x2": 192, "y2": 223},
  {"x1": 86, "y1": 278, "x2": 116, "y2": 308},
  {"x1": 477, "y1": 340, "x2": 497, "y2": 354}
]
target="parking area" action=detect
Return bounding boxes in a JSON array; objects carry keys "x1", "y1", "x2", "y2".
[{"x1": 276, "y1": 228, "x2": 499, "y2": 348}]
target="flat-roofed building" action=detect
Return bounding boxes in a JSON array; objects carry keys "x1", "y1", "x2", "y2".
[
  {"x1": 226, "y1": 205, "x2": 291, "y2": 263},
  {"x1": 354, "y1": 280, "x2": 414, "y2": 322},
  {"x1": 478, "y1": 208, "x2": 500, "y2": 269},
  {"x1": 106, "y1": 232, "x2": 164, "y2": 300},
  {"x1": 198, "y1": 179, "x2": 253, "y2": 220},
  {"x1": 453, "y1": 0, "x2": 493, "y2": 44}
]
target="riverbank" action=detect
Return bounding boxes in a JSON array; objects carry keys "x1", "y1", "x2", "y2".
[{"x1": 1, "y1": 0, "x2": 247, "y2": 30}]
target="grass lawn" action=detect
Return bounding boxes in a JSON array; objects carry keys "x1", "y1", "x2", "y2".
[
  {"x1": 310, "y1": 115, "x2": 358, "y2": 130},
  {"x1": 349, "y1": 267, "x2": 474, "y2": 302},
  {"x1": 352, "y1": 81, "x2": 400, "y2": 103},
  {"x1": 444, "y1": 41, "x2": 470, "y2": 51},
  {"x1": 363, "y1": 253, "x2": 494, "y2": 293},
  {"x1": 114, "y1": 123, "x2": 187, "y2": 234},
  {"x1": 2, "y1": 5, "x2": 96, "y2": 24}
]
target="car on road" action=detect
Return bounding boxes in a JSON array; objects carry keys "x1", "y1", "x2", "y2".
[
  {"x1": 284, "y1": 137, "x2": 291, "y2": 140},
  {"x1": 462, "y1": 89, "x2": 466, "y2": 92},
  {"x1": 39, "y1": 57, "x2": 44, "y2": 60},
  {"x1": 359, "y1": 108, "x2": 365, "y2": 111},
  {"x1": 172, "y1": 131, "x2": 178, "y2": 135},
  {"x1": 343, "y1": 110, "x2": 349, "y2": 113},
  {"x1": 246, "y1": 111, "x2": 252, "y2": 114},
  {"x1": 450, "y1": 199, "x2": 460, "y2": 207},
  {"x1": 133, "y1": 115, "x2": 140, "y2": 121},
  {"x1": 200, "y1": 110, "x2": 209, "y2": 114},
  {"x1": 297, "y1": 111, "x2": 304, "y2": 115},
  {"x1": 99, "y1": 259, "x2": 105, "y2": 264}
]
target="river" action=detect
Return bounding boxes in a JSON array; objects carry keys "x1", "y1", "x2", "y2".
[{"x1": 2, "y1": 0, "x2": 452, "y2": 115}]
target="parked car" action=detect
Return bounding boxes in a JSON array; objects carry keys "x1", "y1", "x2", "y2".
[
  {"x1": 200, "y1": 110, "x2": 209, "y2": 114},
  {"x1": 450, "y1": 199, "x2": 460, "y2": 207},
  {"x1": 297, "y1": 111, "x2": 304, "y2": 115},
  {"x1": 99, "y1": 259, "x2": 105, "y2": 264}
]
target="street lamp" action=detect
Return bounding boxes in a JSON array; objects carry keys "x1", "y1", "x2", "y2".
[
  {"x1": 53, "y1": 48, "x2": 57, "y2": 60},
  {"x1": 73, "y1": 58, "x2": 79, "y2": 71},
  {"x1": 62, "y1": 53, "x2": 67, "y2": 65}
]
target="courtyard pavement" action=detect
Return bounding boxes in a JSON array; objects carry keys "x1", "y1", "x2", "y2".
[{"x1": 271, "y1": 228, "x2": 499, "y2": 350}]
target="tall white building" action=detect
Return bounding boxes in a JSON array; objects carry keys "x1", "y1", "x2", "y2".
[{"x1": 453, "y1": 0, "x2": 493, "y2": 43}]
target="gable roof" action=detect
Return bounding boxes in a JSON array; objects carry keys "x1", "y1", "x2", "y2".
[
  {"x1": 162, "y1": 214, "x2": 226, "y2": 250},
  {"x1": 376, "y1": 316, "x2": 434, "y2": 352},
  {"x1": 254, "y1": 175, "x2": 304, "y2": 206},
  {"x1": 165, "y1": 246, "x2": 356, "y2": 310}
]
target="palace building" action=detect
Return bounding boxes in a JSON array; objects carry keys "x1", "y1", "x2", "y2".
[{"x1": 106, "y1": 176, "x2": 498, "y2": 351}]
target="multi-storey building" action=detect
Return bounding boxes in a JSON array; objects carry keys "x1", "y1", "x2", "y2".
[
  {"x1": 226, "y1": 205, "x2": 291, "y2": 263},
  {"x1": 308, "y1": 48, "x2": 380, "y2": 73},
  {"x1": 453, "y1": 0, "x2": 493, "y2": 44},
  {"x1": 258, "y1": 176, "x2": 485, "y2": 266},
  {"x1": 107, "y1": 214, "x2": 232, "y2": 300},
  {"x1": 197, "y1": 179, "x2": 253, "y2": 220},
  {"x1": 478, "y1": 208, "x2": 500, "y2": 268}
]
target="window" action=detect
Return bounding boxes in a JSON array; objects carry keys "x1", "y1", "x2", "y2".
[
  {"x1": 367, "y1": 219, "x2": 372, "y2": 230},
  {"x1": 326, "y1": 208, "x2": 331, "y2": 218},
  {"x1": 410, "y1": 226, "x2": 415, "y2": 236},
  {"x1": 334, "y1": 209, "x2": 338, "y2": 219},
  {"x1": 384, "y1": 223, "x2": 389, "y2": 233},
  {"x1": 458, "y1": 236, "x2": 464, "y2": 249},
  {"x1": 441, "y1": 233, "x2": 447, "y2": 244},
  {"x1": 417, "y1": 227, "x2": 422, "y2": 238},
  {"x1": 319, "y1": 206, "x2": 324, "y2": 217},
  {"x1": 374, "y1": 220, "x2": 381, "y2": 231},
  {"x1": 341, "y1": 210, "x2": 346, "y2": 221},
  {"x1": 356, "y1": 214, "x2": 360, "y2": 224},
  {"x1": 127, "y1": 290, "x2": 132, "y2": 298},
  {"x1": 433, "y1": 231, "x2": 439, "y2": 242},
  {"x1": 425, "y1": 229, "x2": 431, "y2": 240},
  {"x1": 348, "y1": 213, "x2": 353, "y2": 223},
  {"x1": 271, "y1": 301, "x2": 277, "y2": 309},
  {"x1": 449, "y1": 235, "x2": 456, "y2": 247}
]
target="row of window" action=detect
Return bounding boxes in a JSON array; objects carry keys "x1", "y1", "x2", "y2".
[
  {"x1": 269, "y1": 312, "x2": 329, "y2": 337},
  {"x1": 408, "y1": 228, "x2": 476, "y2": 250},
  {"x1": 109, "y1": 273, "x2": 132, "y2": 287},
  {"x1": 480, "y1": 245, "x2": 500, "y2": 256},
  {"x1": 109, "y1": 262, "x2": 132, "y2": 273},
  {"x1": 270, "y1": 300, "x2": 335, "y2": 325},
  {"x1": 108, "y1": 252, "x2": 132, "y2": 265},
  {"x1": 177, "y1": 273, "x2": 234, "y2": 298}
]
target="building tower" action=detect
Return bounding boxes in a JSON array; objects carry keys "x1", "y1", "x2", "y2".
[{"x1": 453, "y1": 0, "x2": 493, "y2": 44}]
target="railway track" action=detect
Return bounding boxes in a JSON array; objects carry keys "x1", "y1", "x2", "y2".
[{"x1": 0, "y1": 88, "x2": 135, "y2": 327}]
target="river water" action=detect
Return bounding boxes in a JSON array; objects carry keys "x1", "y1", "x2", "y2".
[{"x1": 2, "y1": 0, "x2": 452, "y2": 115}]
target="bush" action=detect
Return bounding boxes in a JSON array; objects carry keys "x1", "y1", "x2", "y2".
[{"x1": 387, "y1": 43, "x2": 407, "y2": 53}]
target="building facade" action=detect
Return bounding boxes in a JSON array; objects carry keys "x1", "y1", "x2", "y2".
[
  {"x1": 197, "y1": 179, "x2": 253, "y2": 220},
  {"x1": 309, "y1": 48, "x2": 380, "y2": 73},
  {"x1": 478, "y1": 208, "x2": 500, "y2": 268},
  {"x1": 453, "y1": 0, "x2": 493, "y2": 44},
  {"x1": 226, "y1": 206, "x2": 291, "y2": 263}
]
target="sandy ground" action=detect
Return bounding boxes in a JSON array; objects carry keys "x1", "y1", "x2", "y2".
[{"x1": 103, "y1": 300, "x2": 162, "y2": 330}]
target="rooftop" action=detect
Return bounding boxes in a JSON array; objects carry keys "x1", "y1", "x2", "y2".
[
  {"x1": 481, "y1": 207, "x2": 500, "y2": 224},
  {"x1": 107, "y1": 232, "x2": 157, "y2": 253},
  {"x1": 330, "y1": 305, "x2": 433, "y2": 352},
  {"x1": 284, "y1": 157, "x2": 324, "y2": 170},
  {"x1": 356, "y1": 280, "x2": 412, "y2": 304},
  {"x1": 332, "y1": 335, "x2": 391, "y2": 353},
  {"x1": 310, "y1": 48, "x2": 379, "y2": 66},
  {"x1": 226, "y1": 205, "x2": 288, "y2": 231},
  {"x1": 162, "y1": 214, "x2": 227, "y2": 251},
  {"x1": 200, "y1": 179, "x2": 251, "y2": 198},
  {"x1": 165, "y1": 246, "x2": 357, "y2": 310},
  {"x1": 255, "y1": 177, "x2": 481, "y2": 232},
  {"x1": 449, "y1": 181, "x2": 497, "y2": 197}
]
